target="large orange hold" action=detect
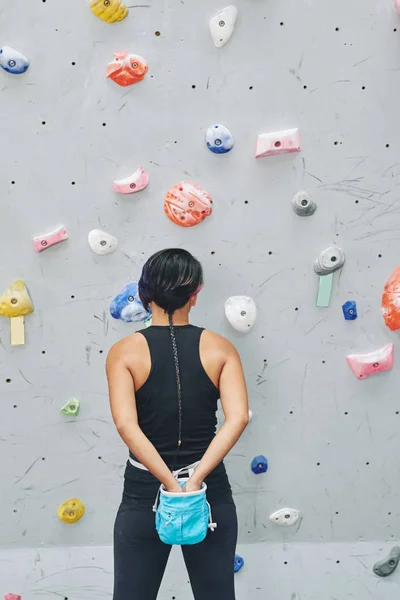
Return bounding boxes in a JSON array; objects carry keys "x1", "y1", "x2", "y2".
[
  {"x1": 164, "y1": 181, "x2": 213, "y2": 228},
  {"x1": 382, "y1": 266, "x2": 400, "y2": 331}
]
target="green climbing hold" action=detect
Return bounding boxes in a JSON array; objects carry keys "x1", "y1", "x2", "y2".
[{"x1": 60, "y1": 398, "x2": 80, "y2": 416}]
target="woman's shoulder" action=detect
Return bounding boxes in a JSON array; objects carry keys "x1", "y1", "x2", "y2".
[
  {"x1": 200, "y1": 328, "x2": 239, "y2": 357},
  {"x1": 106, "y1": 332, "x2": 148, "y2": 364}
]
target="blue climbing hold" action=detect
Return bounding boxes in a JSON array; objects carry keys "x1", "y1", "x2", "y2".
[
  {"x1": 342, "y1": 300, "x2": 357, "y2": 321},
  {"x1": 205, "y1": 124, "x2": 234, "y2": 154},
  {"x1": 251, "y1": 455, "x2": 268, "y2": 474},
  {"x1": 234, "y1": 554, "x2": 244, "y2": 573},
  {"x1": 110, "y1": 282, "x2": 151, "y2": 323}
]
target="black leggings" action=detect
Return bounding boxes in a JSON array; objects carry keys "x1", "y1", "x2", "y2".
[{"x1": 113, "y1": 500, "x2": 238, "y2": 600}]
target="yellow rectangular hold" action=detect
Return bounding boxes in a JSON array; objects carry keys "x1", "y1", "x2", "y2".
[{"x1": 10, "y1": 316, "x2": 25, "y2": 346}]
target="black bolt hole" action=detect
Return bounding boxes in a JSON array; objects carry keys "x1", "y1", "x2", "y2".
[
  {"x1": 42, "y1": 457, "x2": 46, "y2": 461},
  {"x1": 192, "y1": 84, "x2": 196, "y2": 89},
  {"x1": 244, "y1": 200, "x2": 249, "y2": 204},
  {"x1": 366, "y1": 462, "x2": 370, "y2": 465},
  {"x1": 378, "y1": 254, "x2": 382, "y2": 258},
  {"x1": 99, "y1": 350, "x2": 103, "y2": 354},
  {"x1": 71, "y1": 181, "x2": 76, "y2": 185},
  {"x1": 6, "y1": 379, "x2": 11, "y2": 383},
  {"x1": 155, "y1": 31, "x2": 161, "y2": 36},
  {"x1": 102, "y1": 123, "x2": 106, "y2": 127},
  {"x1": 336, "y1": 560, "x2": 340, "y2": 564},
  {"x1": 295, "y1": 307, "x2": 299, "y2": 311},
  {"x1": 280, "y1": 22, "x2": 284, "y2": 26},
  {"x1": 355, "y1": 200, "x2": 359, "y2": 204},
  {"x1": 386, "y1": 144, "x2": 390, "y2": 148},
  {"x1": 72, "y1": 62, "x2": 76, "y2": 65},
  {"x1": 71, "y1": 295, "x2": 75, "y2": 299},
  {"x1": 268, "y1": 251, "x2": 273, "y2": 255},
  {"x1": 249, "y1": 86, "x2": 253, "y2": 90},
  {"x1": 42, "y1": 121, "x2": 46, "y2": 125},
  {"x1": 11, "y1": 181, "x2": 15, "y2": 185},
  {"x1": 334, "y1": 141, "x2": 338, "y2": 146},
  {"x1": 42, "y1": 350, "x2": 46, "y2": 354},
  {"x1": 335, "y1": 27, "x2": 340, "y2": 31},
  {"x1": 211, "y1": 251, "x2": 215, "y2": 255},
  {"x1": 322, "y1": 360, "x2": 326, "y2": 364},
  {"x1": 361, "y1": 86, "x2": 366, "y2": 90},
  {"x1": 13, "y1": 405, "x2": 17, "y2": 408}
]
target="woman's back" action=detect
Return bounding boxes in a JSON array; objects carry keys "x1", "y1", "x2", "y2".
[{"x1": 133, "y1": 324, "x2": 220, "y2": 468}]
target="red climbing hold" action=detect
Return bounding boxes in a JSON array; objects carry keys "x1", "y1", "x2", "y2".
[
  {"x1": 382, "y1": 265, "x2": 400, "y2": 331},
  {"x1": 5, "y1": 594, "x2": 22, "y2": 600}
]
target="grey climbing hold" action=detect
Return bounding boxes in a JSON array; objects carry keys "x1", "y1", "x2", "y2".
[
  {"x1": 373, "y1": 546, "x2": 400, "y2": 577},
  {"x1": 314, "y1": 246, "x2": 345, "y2": 276},
  {"x1": 292, "y1": 191, "x2": 317, "y2": 216}
]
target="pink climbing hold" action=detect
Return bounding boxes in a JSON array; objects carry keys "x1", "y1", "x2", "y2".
[
  {"x1": 346, "y1": 343, "x2": 394, "y2": 380},
  {"x1": 5, "y1": 594, "x2": 22, "y2": 600},
  {"x1": 113, "y1": 166, "x2": 149, "y2": 194},
  {"x1": 255, "y1": 128, "x2": 301, "y2": 159},
  {"x1": 396, "y1": 0, "x2": 400, "y2": 14},
  {"x1": 33, "y1": 226, "x2": 69, "y2": 252}
]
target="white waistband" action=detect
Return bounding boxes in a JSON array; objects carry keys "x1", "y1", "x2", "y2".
[{"x1": 129, "y1": 457, "x2": 201, "y2": 478}]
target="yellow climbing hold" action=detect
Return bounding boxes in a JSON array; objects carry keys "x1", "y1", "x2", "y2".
[
  {"x1": 0, "y1": 280, "x2": 34, "y2": 345},
  {"x1": 58, "y1": 498, "x2": 85, "y2": 524},
  {"x1": 90, "y1": 0, "x2": 128, "y2": 23}
]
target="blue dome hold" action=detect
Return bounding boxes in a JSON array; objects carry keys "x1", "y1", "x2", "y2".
[{"x1": 251, "y1": 455, "x2": 268, "y2": 474}]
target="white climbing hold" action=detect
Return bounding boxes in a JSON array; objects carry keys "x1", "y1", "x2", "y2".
[
  {"x1": 314, "y1": 246, "x2": 345, "y2": 275},
  {"x1": 88, "y1": 230, "x2": 118, "y2": 255},
  {"x1": 209, "y1": 6, "x2": 238, "y2": 48},
  {"x1": 225, "y1": 296, "x2": 257, "y2": 333},
  {"x1": 292, "y1": 191, "x2": 317, "y2": 217},
  {"x1": 248, "y1": 409, "x2": 253, "y2": 422},
  {"x1": 269, "y1": 508, "x2": 300, "y2": 527}
]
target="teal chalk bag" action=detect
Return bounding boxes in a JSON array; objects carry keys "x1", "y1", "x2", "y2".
[{"x1": 152, "y1": 463, "x2": 217, "y2": 546}]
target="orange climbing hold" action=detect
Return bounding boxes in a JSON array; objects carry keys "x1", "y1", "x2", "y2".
[{"x1": 382, "y1": 265, "x2": 400, "y2": 331}]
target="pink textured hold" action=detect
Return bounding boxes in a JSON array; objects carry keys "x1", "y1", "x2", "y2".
[
  {"x1": 33, "y1": 226, "x2": 69, "y2": 253},
  {"x1": 255, "y1": 128, "x2": 301, "y2": 158},
  {"x1": 5, "y1": 594, "x2": 22, "y2": 600},
  {"x1": 112, "y1": 166, "x2": 149, "y2": 195},
  {"x1": 396, "y1": 0, "x2": 400, "y2": 13},
  {"x1": 346, "y1": 343, "x2": 394, "y2": 380}
]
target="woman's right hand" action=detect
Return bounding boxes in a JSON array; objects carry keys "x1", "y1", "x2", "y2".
[{"x1": 164, "y1": 477, "x2": 182, "y2": 493}]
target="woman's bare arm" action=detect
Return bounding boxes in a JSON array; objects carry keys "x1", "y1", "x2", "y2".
[
  {"x1": 106, "y1": 341, "x2": 181, "y2": 492},
  {"x1": 185, "y1": 337, "x2": 249, "y2": 491}
]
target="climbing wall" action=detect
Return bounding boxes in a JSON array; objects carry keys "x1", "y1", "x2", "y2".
[{"x1": 2, "y1": 0, "x2": 400, "y2": 597}]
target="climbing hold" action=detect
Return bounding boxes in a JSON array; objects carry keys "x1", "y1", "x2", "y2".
[
  {"x1": 342, "y1": 301, "x2": 357, "y2": 321},
  {"x1": 110, "y1": 282, "x2": 151, "y2": 323},
  {"x1": 292, "y1": 191, "x2": 317, "y2": 217},
  {"x1": 248, "y1": 409, "x2": 253, "y2": 422},
  {"x1": 314, "y1": 246, "x2": 345, "y2": 276},
  {"x1": 270, "y1": 508, "x2": 300, "y2": 527},
  {"x1": 396, "y1": 0, "x2": 400, "y2": 14},
  {"x1": 234, "y1": 554, "x2": 244, "y2": 573},
  {"x1": 316, "y1": 273, "x2": 334, "y2": 308},
  {"x1": 88, "y1": 230, "x2": 118, "y2": 255},
  {"x1": 206, "y1": 124, "x2": 234, "y2": 154},
  {"x1": 33, "y1": 226, "x2": 69, "y2": 253},
  {"x1": 347, "y1": 343, "x2": 394, "y2": 380},
  {"x1": 209, "y1": 6, "x2": 238, "y2": 48},
  {"x1": 5, "y1": 595, "x2": 21, "y2": 600},
  {"x1": 255, "y1": 128, "x2": 301, "y2": 159},
  {"x1": 382, "y1": 265, "x2": 400, "y2": 331},
  {"x1": 106, "y1": 51, "x2": 148, "y2": 87},
  {"x1": 58, "y1": 498, "x2": 85, "y2": 524},
  {"x1": 0, "y1": 280, "x2": 34, "y2": 346},
  {"x1": 373, "y1": 546, "x2": 400, "y2": 577},
  {"x1": 113, "y1": 166, "x2": 149, "y2": 194},
  {"x1": 0, "y1": 46, "x2": 29, "y2": 75},
  {"x1": 60, "y1": 399, "x2": 80, "y2": 416},
  {"x1": 251, "y1": 455, "x2": 268, "y2": 474},
  {"x1": 90, "y1": 0, "x2": 128, "y2": 23},
  {"x1": 164, "y1": 182, "x2": 213, "y2": 228},
  {"x1": 225, "y1": 296, "x2": 257, "y2": 333}
]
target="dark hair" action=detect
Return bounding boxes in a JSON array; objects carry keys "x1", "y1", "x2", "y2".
[{"x1": 138, "y1": 248, "x2": 203, "y2": 315}]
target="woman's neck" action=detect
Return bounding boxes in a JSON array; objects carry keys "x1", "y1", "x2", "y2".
[{"x1": 150, "y1": 305, "x2": 190, "y2": 326}]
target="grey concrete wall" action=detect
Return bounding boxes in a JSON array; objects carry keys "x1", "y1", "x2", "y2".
[{"x1": 2, "y1": 0, "x2": 400, "y2": 597}]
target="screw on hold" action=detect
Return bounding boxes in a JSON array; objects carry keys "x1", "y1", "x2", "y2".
[
  {"x1": 100, "y1": 240, "x2": 107, "y2": 246},
  {"x1": 215, "y1": 139, "x2": 222, "y2": 145},
  {"x1": 301, "y1": 199, "x2": 308, "y2": 206},
  {"x1": 241, "y1": 310, "x2": 247, "y2": 316},
  {"x1": 130, "y1": 183, "x2": 136, "y2": 189},
  {"x1": 128, "y1": 296, "x2": 134, "y2": 302},
  {"x1": 219, "y1": 20, "x2": 225, "y2": 26},
  {"x1": 10, "y1": 298, "x2": 17, "y2": 305},
  {"x1": 373, "y1": 546, "x2": 400, "y2": 577},
  {"x1": 373, "y1": 362, "x2": 379, "y2": 368},
  {"x1": 251, "y1": 455, "x2": 268, "y2": 475},
  {"x1": 41, "y1": 240, "x2": 47, "y2": 246},
  {"x1": 342, "y1": 301, "x2": 357, "y2": 321},
  {"x1": 234, "y1": 554, "x2": 244, "y2": 573}
]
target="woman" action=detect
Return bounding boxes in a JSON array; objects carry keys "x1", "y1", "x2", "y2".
[{"x1": 106, "y1": 248, "x2": 249, "y2": 600}]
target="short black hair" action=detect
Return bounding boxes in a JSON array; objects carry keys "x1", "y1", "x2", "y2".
[{"x1": 138, "y1": 248, "x2": 203, "y2": 314}]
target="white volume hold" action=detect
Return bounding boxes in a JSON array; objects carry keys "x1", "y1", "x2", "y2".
[
  {"x1": 209, "y1": 6, "x2": 238, "y2": 48},
  {"x1": 88, "y1": 229, "x2": 118, "y2": 255},
  {"x1": 225, "y1": 296, "x2": 257, "y2": 333},
  {"x1": 269, "y1": 508, "x2": 300, "y2": 527}
]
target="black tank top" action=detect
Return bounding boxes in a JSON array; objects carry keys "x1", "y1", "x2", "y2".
[{"x1": 122, "y1": 324, "x2": 234, "y2": 506}]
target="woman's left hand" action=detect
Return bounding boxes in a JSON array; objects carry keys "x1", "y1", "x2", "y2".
[{"x1": 184, "y1": 477, "x2": 202, "y2": 492}]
